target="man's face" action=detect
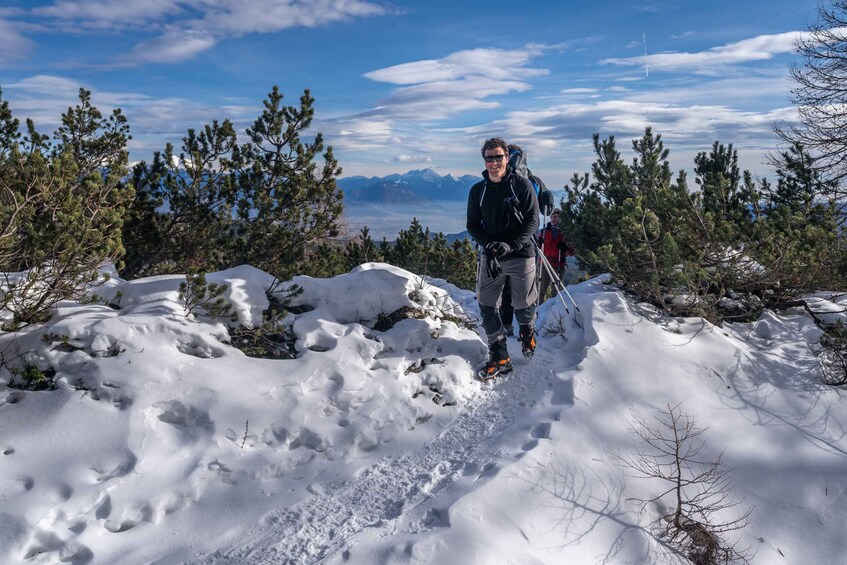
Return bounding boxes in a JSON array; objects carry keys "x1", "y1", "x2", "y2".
[
  {"x1": 551, "y1": 212, "x2": 561, "y2": 225},
  {"x1": 483, "y1": 148, "x2": 508, "y2": 181}
]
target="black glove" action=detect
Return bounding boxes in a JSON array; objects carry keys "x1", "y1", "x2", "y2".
[
  {"x1": 486, "y1": 241, "x2": 511, "y2": 258},
  {"x1": 556, "y1": 241, "x2": 567, "y2": 251},
  {"x1": 485, "y1": 255, "x2": 502, "y2": 278}
]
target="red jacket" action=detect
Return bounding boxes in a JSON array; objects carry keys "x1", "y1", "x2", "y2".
[{"x1": 539, "y1": 223, "x2": 574, "y2": 270}]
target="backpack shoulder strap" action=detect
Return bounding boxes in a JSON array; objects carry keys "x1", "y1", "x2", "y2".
[{"x1": 509, "y1": 174, "x2": 519, "y2": 200}]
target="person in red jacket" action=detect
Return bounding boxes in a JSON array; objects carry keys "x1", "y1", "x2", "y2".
[{"x1": 538, "y1": 208, "x2": 574, "y2": 303}]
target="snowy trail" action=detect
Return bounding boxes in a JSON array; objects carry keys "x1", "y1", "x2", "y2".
[
  {"x1": 200, "y1": 345, "x2": 564, "y2": 564},
  {"x1": 8, "y1": 267, "x2": 847, "y2": 565}
]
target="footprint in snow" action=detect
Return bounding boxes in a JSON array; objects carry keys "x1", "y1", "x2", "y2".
[
  {"x1": 22, "y1": 525, "x2": 94, "y2": 564},
  {"x1": 103, "y1": 503, "x2": 153, "y2": 533},
  {"x1": 151, "y1": 399, "x2": 215, "y2": 444},
  {"x1": 550, "y1": 377, "x2": 574, "y2": 406},
  {"x1": 92, "y1": 493, "x2": 112, "y2": 520},
  {"x1": 89, "y1": 452, "x2": 137, "y2": 483},
  {"x1": 46, "y1": 481, "x2": 74, "y2": 503},
  {"x1": 421, "y1": 507, "x2": 451, "y2": 528},
  {"x1": 521, "y1": 439, "x2": 539, "y2": 452},
  {"x1": 176, "y1": 339, "x2": 225, "y2": 359},
  {"x1": 531, "y1": 422, "x2": 551, "y2": 439},
  {"x1": 156, "y1": 491, "x2": 195, "y2": 520},
  {"x1": 10, "y1": 476, "x2": 34, "y2": 493}
]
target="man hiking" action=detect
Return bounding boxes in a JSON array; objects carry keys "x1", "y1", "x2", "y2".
[
  {"x1": 467, "y1": 137, "x2": 539, "y2": 380},
  {"x1": 538, "y1": 208, "x2": 575, "y2": 303}
]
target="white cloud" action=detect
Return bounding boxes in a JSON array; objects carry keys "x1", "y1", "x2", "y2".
[
  {"x1": 0, "y1": 18, "x2": 35, "y2": 63},
  {"x1": 200, "y1": 0, "x2": 388, "y2": 35},
  {"x1": 394, "y1": 154, "x2": 432, "y2": 163},
  {"x1": 603, "y1": 31, "x2": 810, "y2": 71},
  {"x1": 379, "y1": 77, "x2": 528, "y2": 118},
  {"x1": 2, "y1": 74, "x2": 260, "y2": 158},
  {"x1": 6, "y1": 75, "x2": 83, "y2": 96},
  {"x1": 491, "y1": 99, "x2": 798, "y2": 155},
  {"x1": 365, "y1": 47, "x2": 548, "y2": 85},
  {"x1": 622, "y1": 75, "x2": 792, "y2": 106},
  {"x1": 360, "y1": 46, "x2": 550, "y2": 121},
  {"x1": 33, "y1": 0, "x2": 180, "y2": 28},
  {"x1": 560, "y1": 88, "x2": 598, "y2": 94},
  {"x1": 126, "y1": 28, "x2": 217, "y2": 63},
  {"x1": 28, "y1": 0, "x2": 390, "y2": 63},
  {"x1": 434, "y1": 95, "x2": 800, "y2": 183},
  {"x1": 320, "y1": 117, "x2": 399, "y2": 152}
]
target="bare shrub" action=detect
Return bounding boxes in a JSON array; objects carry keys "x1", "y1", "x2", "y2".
[{"x1": 621, "y1": 403, "x2": 752, "y2": 564}]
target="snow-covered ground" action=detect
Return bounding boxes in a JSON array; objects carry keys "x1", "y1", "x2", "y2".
[{"x1": 1, "y1": 263, "x2": 845, "y2": 564}]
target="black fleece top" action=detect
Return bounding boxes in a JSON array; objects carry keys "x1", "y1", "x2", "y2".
[{"x1": 466, "y1": 168, "x2": 539, "y2": 259}]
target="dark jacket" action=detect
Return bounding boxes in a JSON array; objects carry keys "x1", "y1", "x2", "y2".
[{"x1": 467, "y1": 168, "x2": 539, "y2": 259}]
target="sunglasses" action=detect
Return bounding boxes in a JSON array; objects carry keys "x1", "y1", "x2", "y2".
[{"x1": 484, "y1": 154, "x2": 507, "y2": 163}]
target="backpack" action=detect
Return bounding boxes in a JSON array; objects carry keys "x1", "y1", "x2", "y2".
[{"x1": 508, "y1": 146, "x2": 555, "y2": 216}]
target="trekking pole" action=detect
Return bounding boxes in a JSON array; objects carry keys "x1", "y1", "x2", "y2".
[
  {"x1": 537, "y1": 210, "x2": 548, "y2": 306},
  {"x1": 505, "y1": 197, "x2": 581, "y2": 314},
  {"x1": 533, "y1": 228, "x2": 547, "y2": 306},
  {"x1": 537, "y1": 245, "x2": 581, "y2": 314},
  {"x1": 537, "y1": 251, "x2": 570, "y2": 314}
]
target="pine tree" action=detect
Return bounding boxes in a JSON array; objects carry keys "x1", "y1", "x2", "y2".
[
  {"x1": 758, "y1": 144, "x2": 843, "y2": 296},
  {"x1": 120, "y1": 86, "x2": 344, "y2": 281},
  {"x1": 344, "y1": 226, "x2": 383, "y2": 271},
  {"x1": 0, "y1": 88, "x2": 24, "y2": 267},
  {"x1": 121, "y1": 155, "x2": 167, "y2": 278},
  {"x1": 560, "y1": 171, "x2": 605, "y2": 272},
  {"x1": 770, "y1": 142, "x2": 838, "y2": 216},
  {"x1": 378, "y1": 219, "x2": 477, "y2": 290},
  {"x1": 233, "y1": 86, "x2": 344, "y2": 280},
  {"x1": 443, "y1": 237, "x2": 478, "y2": 290},
  {"x1": 565, "y1": 127, "x2": 844, "y2": 321},
  {"x1": 300, "y1": 241, "x2": 347, "y2": 278},
  {"x1": 0, "y1": 87, "x2": 132, "y2": 326},
  {"x1": 386, "y1": 218, "x2": 431, "y2": 276},
  {"x1": 591, "y1": 133, "x2": 631, "y2": 207},
  {"x1": 630, "y1": 127, "x2": 672, "y2": 203}
]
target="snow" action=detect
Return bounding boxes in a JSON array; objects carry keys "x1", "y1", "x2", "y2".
[{"x1": 1, "y1": 263, "x2": 845, "y2": 564}]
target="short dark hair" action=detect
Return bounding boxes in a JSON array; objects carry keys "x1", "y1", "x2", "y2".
[
  {"x1": 481, "y1": 137, "x2": 508, "y2": 157},
  {"x1": 552, "y1": 208, "x2": 562, "y2": 215}
]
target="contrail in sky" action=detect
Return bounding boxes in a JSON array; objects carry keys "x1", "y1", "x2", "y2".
[{"x1": 643, "y1": 30, "x2": 649, "y2": 77}]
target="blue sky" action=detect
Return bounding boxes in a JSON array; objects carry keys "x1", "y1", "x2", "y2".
[{"x1": 0, "y1": 0, "x2": 822, "y2": 188}]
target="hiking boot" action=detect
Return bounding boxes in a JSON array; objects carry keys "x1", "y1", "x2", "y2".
[
  {"x1": 477, "y1": 357, "x2": 513, "y2": 380},
  {"x1": 477, "y1": 337, "x2": 512, "y2": 380},
  {"x1": 504, "y1": 325, "x2": 514, "y2": 338},
  {"x1": 519, "y1": 325, "x2": 536, "y2": 357}
]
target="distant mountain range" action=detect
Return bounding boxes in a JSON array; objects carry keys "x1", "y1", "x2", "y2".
[{"x1": 339, "y1": 169, "x2": 480, "y2": 204}]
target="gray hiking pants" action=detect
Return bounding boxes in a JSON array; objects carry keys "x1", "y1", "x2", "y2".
[{"x1": 477, "y1": 255, "x2": 537, "y2": 343}]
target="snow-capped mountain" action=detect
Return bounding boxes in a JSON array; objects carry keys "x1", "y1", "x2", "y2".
[{"x1": 339, "y1": 169, "x2": 479, "y2": 203}]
